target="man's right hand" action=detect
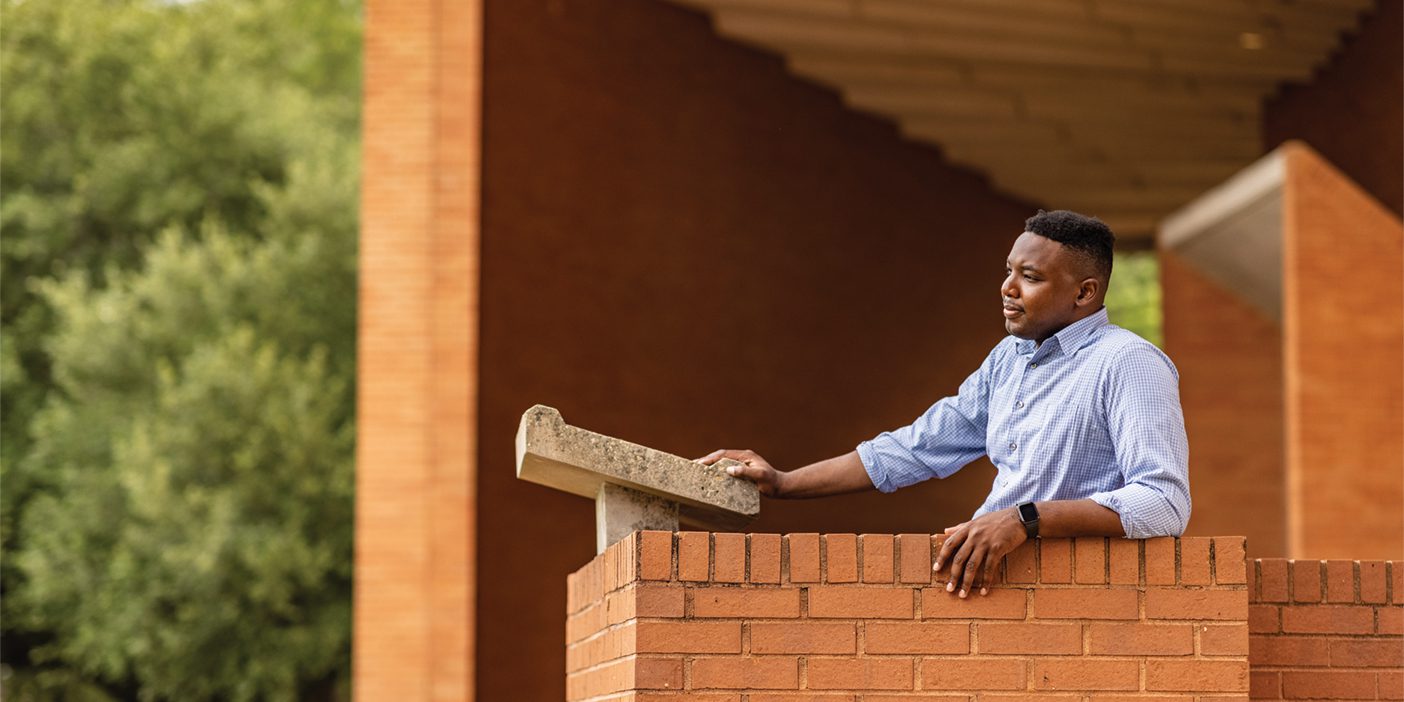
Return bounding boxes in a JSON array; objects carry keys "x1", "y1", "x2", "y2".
[{"x1": 696, "y1": 449, "x2": 787, "y2": 498}]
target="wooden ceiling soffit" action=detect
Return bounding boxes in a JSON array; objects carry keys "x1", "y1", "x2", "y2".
[{"x1": 663, "y1": 0, "x2": 1371, "y2": 240}]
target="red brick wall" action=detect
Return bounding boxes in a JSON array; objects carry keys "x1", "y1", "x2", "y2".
[
  {"x1": 1161, "y1": 252, "x2": 1286, "y2": 557},
  {"x1": 1264, "y1": 0, "x2": 1403, "y2": 218},
  {"x1": 567, "y1": 532, "x2": 1251, "y2": 699},
  {"x1": 1248, "y1": 558, "x2": 1403, "y2": 700},
  {"x1": 479, "y1": 0, "x2": 1037, "y2": 697},
  {"x1": 1282, "y1": 143, "x2": 1404, "y2": 560}
]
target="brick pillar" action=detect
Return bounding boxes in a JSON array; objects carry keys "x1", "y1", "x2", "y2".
[
  {"x1": 355, "y1": 0, "x2": 481, "y2": 699},
  {"x1": 1282, "y1": 142, "x2": 1404, "y2": 561},
  {"x1": 567, "y1": 532, "x2": 1252, "y2": 698}
]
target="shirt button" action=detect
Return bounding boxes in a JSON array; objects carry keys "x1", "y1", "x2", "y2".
[
  {"x1": 1030, "y1": 362, "x2": 1038, "y2": 369},
  {"x1": 1008, "y1": 442, "x2": 1017, "y2": 451},
  {"x1": 1016, "y1": 400, "x2": 1024, "y2": 409}
]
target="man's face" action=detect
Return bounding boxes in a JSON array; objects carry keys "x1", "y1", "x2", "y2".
[{"x1": 1001, "y1": 231, "x2": 1089, "y2": 343}]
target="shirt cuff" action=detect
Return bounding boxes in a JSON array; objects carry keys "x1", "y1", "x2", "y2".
[{"x1": 855, "y1": 440, "x2": 896, "y2": 494}]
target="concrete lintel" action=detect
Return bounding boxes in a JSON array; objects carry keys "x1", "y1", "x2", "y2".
[{"x1": 515, "y1": 405, "x2": 760, "y2": 534}]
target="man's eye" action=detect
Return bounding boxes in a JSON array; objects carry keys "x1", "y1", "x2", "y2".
[{"x1": 1024, "y1": 275, "x2": 1037, "y2": 282}]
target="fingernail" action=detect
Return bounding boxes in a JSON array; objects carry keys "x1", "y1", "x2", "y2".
[
  {"x1": 946, "y1": 582, "x2": 954, "y2": 592},
  {"x1": 980, "y1": 587, "x2": 989, "y2": 596},
  {"x1": 933, "y1": 561, "x2": 941, "y2": 571},
  {"x1": 958, "y1": 589, "x2": 967, "y2": 599},
  {"x1": 726, "y1": 466, "x2": 738, "y2": 475}
]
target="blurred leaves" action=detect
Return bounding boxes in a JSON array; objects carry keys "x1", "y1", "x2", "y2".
[
  {"x1": 1106, "y1": 251, "x2": 1163, "y2": 348},
  {"x1": 2, "y1": 0, "x2": 360, "y2": 698}
]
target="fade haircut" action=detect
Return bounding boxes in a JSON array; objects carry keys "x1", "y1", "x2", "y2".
[{"x1": 1024, "y1": 209, "x2": 1115, "y2": 284}]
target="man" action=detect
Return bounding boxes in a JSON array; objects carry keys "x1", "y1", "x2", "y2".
[{"x1": 699, "y1": 210, "x2": 1190, "y2": 600}]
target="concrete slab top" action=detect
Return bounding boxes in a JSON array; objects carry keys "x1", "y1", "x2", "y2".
[{"x1": 515, "y1": 405, "x2": 759, "y2": 530}]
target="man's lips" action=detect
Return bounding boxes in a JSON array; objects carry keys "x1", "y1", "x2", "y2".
[{"x1": 1002, "y1": 303, "x2": 1023, "y2": 318}]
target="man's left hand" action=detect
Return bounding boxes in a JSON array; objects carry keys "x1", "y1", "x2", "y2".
[{"x1": 933, "y1": 507, "x2": 1027, "y2": 598}]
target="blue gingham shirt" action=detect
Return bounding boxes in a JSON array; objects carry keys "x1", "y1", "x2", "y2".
[{"x1": 856, "y1": 308, "x2": 1190, "y2": 538}]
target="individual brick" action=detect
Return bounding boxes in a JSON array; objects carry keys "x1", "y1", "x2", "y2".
[
  {"x1": 922, "y1": 587, "x2": 1027, "y2": 619},
  {"x1": 1258, "y1": 559, "x2": 1289, "y2": 602},
  {"x1": 1379, "y1": 605, "x2": 1403, "y2": 635},
  {"x1": 1248, "y1": 605, "x2": 1280, "y2": 634},
  {"x1": 745, "y1": 696, "x2": 843, "y2": 702},
  {"x1": 1005, "y1": 541, "x2": 1037, "y2": 583},
  {"x1": 1144, "y1": 537, "x2": 1177, "y2": 585},
  {"x1": 1325, "y1": 560, "x2": 1356, "y2": 603},
  {"x1": 751, "y1": 533, "x2": 782, "y2": 584},
  {"x1": 807, "y1": 657, "x2": 913, "y2": 690},
  {"x1": 1074, "y1": 537, "x2": 1106, "y2": 584},
  {"x1": 809, "y1": 586, "x2": 913, "y2": 619},
  {"x1": 1088, "y1": 623, "x2": 1194, "y2": 655},
  {"x1": 899, "y1": 533, "x2": 933, "y2": 584},
  {"x1": 1039, "y1": 539, "x2": 1072, "y2": 584},
  {"x1": 1249, "y1": 671, "x2": 1280, "y2": 700},
  {"x1": 864, "y1": 622, "x2": 969, "y2": 654},
  {"x1": 786, "y1": 533, "x2": 821, "y2": 583},
  {"x1": 862, "y1": 534, "x2": 895, "y2": 583},
  {"x1": 635, "y1": 621, "x2": 741, "y2": 654},
  {"x1": 1180, "y1": 537, "x2": 1212, "y2": 585},
  {"x1": 1031, "y1": 659, "x2": 1138, "y2": 691},
  {"x1": 1108, "y1": 538, "x2": 1139, "y2": 585},
  {"x1": 1033, "y1": 589, "x2": 1138, "y2": 620},
  {"x1": 635, "y1": 657, "x2": 684, "y2": 690},
  {"x1": 678, "y1": 532, "x2": 711, "y2": 582},
  {"x1": 919, "y1": 658, "x2": 1025, "y2": 690},
  {"x1": 639, "y1": 530, "x2": 673, "y2": 581},
  {"x1": 1281, "y1": 604, "x2": 1373, "y2": 634},
  {"x1": 691, "y1": 656, "x2": 797, "y2": 690},
  {"x1": 1361, "y1": 561, "x2": 1388, "y2": 604},
  {"x1": 1290, "y1": 559, "x2": 1322, "y2": 603},
  {"x1": 1146, "y1": 660, "x2": 1249, "y2": 692},
  {"x1": 824, "y1": 533, "x2": 858, "y2": 583},
  {"x1": 749, "y1": 622, "x2": 856, "y2": 654},
  {"x1": 1249, "y1": 634, "x2": 1330, "y2": 666},
  {"x1": 636, "y1": 695, "x2": 740, "y2": 702},
  {"x1": 1145, "y1": 589, "x2": 1248, "y2": 621},
  {"x1": 1213, "y1": 537, "x2": 1247, "y2": 585},
  {"x1": 635, "y1": 584, "x2": 685, "y2": 618},
  {"x1": 1380, "y1": 671, "x2": 1403, "y2": 700},
  {"x1": 1281, "y1": 671, "x2": 1377, "y2": 700},
  {"x1": 1330, "y1": 639, "x2": 1404, "y2": 668},
  {"x1": 692, "y1": 587, "x2": 800, "y2": 618},
  {"x1": 1199, "y1": 624, "x2": 1248, "y2": 656},
  {"x1": 712, "y1": 532, "x2": 746, "y2": 583},
  {"x1": 978, "y1": 623, "x2": 1081, "y2": 655}
]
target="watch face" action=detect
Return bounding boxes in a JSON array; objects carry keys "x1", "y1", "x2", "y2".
[{"x1": 1018, "y1": 503, "x2": 1038, "y2": 522}]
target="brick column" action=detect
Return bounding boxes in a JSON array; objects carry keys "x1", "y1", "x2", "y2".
[{"x1": 355, "y1": 0, "x2": 481, "y2": 699}]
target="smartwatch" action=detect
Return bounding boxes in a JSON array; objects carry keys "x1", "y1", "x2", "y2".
[{"x1": 1016, "y1": 502, "x2": 1040, "y2": 539}]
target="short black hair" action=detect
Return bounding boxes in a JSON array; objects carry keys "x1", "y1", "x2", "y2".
[{"x1": 1024, "y1": 209, "x2": 1115, "y2": 283}]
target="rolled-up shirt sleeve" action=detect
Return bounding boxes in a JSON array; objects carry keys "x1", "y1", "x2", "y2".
[
  {"x1": 1088, "y1": 342, "x2": 1192, "y2": 538},
  {"x1": 856, "y1": 344, "x2": 1000, "y2": 493}
]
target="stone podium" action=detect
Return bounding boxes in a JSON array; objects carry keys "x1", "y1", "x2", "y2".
[{"x1": 515, "y1": 405, "x2": 760, "y2": 552}]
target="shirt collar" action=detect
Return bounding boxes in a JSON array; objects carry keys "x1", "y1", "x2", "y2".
[{"x1": 1015, "y1": 307, "x2": 1110, "y2": 357}]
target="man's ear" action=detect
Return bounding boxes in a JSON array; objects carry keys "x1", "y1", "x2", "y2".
[{"x1": 1075, "y1": 277, "x2": 1101, "y2": 307}]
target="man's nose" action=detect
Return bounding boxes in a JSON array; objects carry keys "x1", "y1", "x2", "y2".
[{"x1": 1001, "y1": 275, "x2": 1018, "y2": 299}]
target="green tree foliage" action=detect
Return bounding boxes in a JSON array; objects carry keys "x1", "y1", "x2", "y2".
[
  {"x1": 1105, "y1": 251, "x2": 1164, "y2": 348},
  {"x1": 2, "y1": 0, "x2": 360, "y2": 698}
]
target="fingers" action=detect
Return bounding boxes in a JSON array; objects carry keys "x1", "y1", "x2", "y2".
[
  {"x1": 942, "y1": 521, "x2": 969, "y2": 534},
  {"x1": 934, "y1": 527, "x2": 966, "y2": 573},
  {"x1": 959, "y1": 546, "x2": 987, "y2": 599},
  {"x1": 944, "y1": 537, "x2": 975, "y2": 595},
  {"x1": 978, "y1": 556, "x2": 998, "y2": 596},
  {"x1": 695, "y1": 449, "x2": 757, "y2": 466}
]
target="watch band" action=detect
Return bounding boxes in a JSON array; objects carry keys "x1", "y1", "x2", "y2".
[{"x1": 1017, "y1": 501, "x2": 1040, "y2": 539}]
